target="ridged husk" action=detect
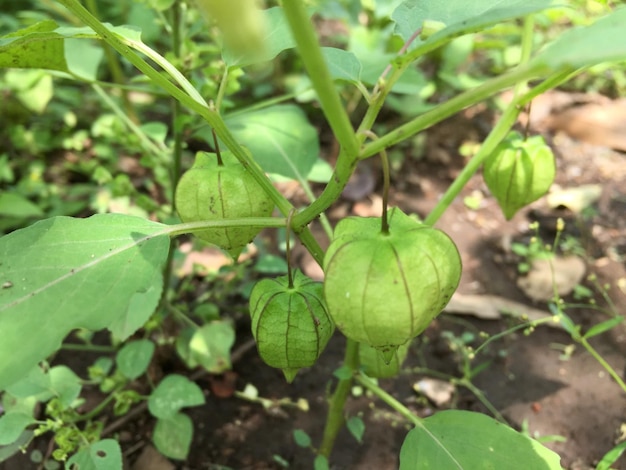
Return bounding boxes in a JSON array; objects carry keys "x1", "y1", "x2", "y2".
[
  {"x1": 359, "y1": 341, "x2": 410, "y2": 378},
  {"x1": 323, "y1": 208, "x2": 461, "y2": 361},
  {"x1": 249, "y1": 270, "x2": 334, "y2": 382},
  {"x1": 175, "y1": 151, "x2": 274, "y2": 258}
]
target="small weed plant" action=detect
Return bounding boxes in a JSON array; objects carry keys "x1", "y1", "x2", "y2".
[{"x1": 1, "y1": 1, "x2": 626, "y2": 468}]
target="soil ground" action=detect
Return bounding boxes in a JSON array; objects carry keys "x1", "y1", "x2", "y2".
[{"x1": 3, "y1": 94, "x2": 626, "y2": 470}]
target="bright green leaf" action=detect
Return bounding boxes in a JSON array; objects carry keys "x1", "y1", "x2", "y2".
[
  {"x1": 153, "y1": 413, "x2": 193, "y2": 460},
  {"x1": 116, "y1": 339, "x2": 155, "y2": 380},
  {"x1": 4, "y1": 366, "x2": 50, "y2": 398},
  {"x1": 583, "y1": 316, "x2": 624, "y2": 340},
  {"x1": 0, "y1": 193, "x2": 44, "y2": 218},
  {"x1": 392, "y1": 0, "x2": 552, "y2": 47},
  {"x1": 347, "y1": 416, "x2": 365, "y2": 444},
  {"x1": 399, "y1": 410, "x2": 562, "y2": 469},
  {"x1": 0, "y1": 412, "x2": 35, "y2": 446},
  {"x1": 189, "y1": 321, "x2": 235, "y2": 373},
  {"x1": 0, "y1": 430, "x2": 33, "y2": 463},
  {"x1": 322, "y1": 47, "x2": 362, "y2": 84},
  {"x1": 48, "y1": 366, "x2": 81, "y2": 407},
  {"x1": 66, "y1": 439, "x2": 122, "y2": 470},
  {"x1": 531, "y1": 9, "x2": 626, "y2": 71},
  {"x1": 0, "y1": 214, "x2": 169, "y2": 390},
  {"x1": 597, "y1": 440, "x2": 626, "y2": 470},
  {"x1": 314, "y1": 455, "x2": 330, "y2": 470},
  {"x1": 225, "y1": 105, "x2": 320, "y2": 181},
  {"x1": 223, "y1": 7, "x2": 295, "y2": 67},
  {"x1": 148, "y1": 374, "x2": 205, "y2": 420}
]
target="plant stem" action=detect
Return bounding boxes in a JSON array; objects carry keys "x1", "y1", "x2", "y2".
[
  {"x1": 423, "y1": 101, "x2": 520, "y2": 226},
  {"x1": 281, "y1": 1, "x2": 359, "y2": 159},
  {"x1": 355, "y1": 373, "x2": 422, "y2": 427},
  {"x1": 360, "y1": 64, "x2": 541, "y2": 161},
  {"x1": 579, "y1": 337, "x2": 626, "y2": 394},
  {"x1": 319, "y1": 339, "x2": 360, "y2": 458},
  {"x1": 165, "y1": 217, "x2": 288, "y2": 237}
]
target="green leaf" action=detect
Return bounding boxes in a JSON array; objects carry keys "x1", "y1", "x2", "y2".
[
  {"x1": 0, "y1": 21, "x2": 103, "y2": 80},
  {"x1": 293, "y1": 429, "x2": 311, "y2": 448},
  {"x1": 225, "y1": 104, "x2": 320, "y2": 181},
  {"x1": 0, "y1": 430, "x2": 33, "y2": 463},
  {"x1": 392, "y1": 0, "x2": 552, "y2": 47},
  {"x1": 4, "y1": 366, "x2": 50, "y2": 398},
  {"x1": 66, "y1": 439, "x2": 122, "y2": 470},
  {"x1": 148, "y1": 374, "x2": 205, "y2": 420},
  {"x1": 116, "y1": 339, "x2": 155, "y2": 380},
  {"x1": 346, "y1": 416, "x2": 365, "y2": 444},
  {"x1": 597, "y1": 440, "x2": 626, "y2": 470},
  {"x1": 399, "y1": 410, "x2": 562, "y2": 469},
  {"x1": 0, "y1": 214, "x2": 169, "y2": 390},
  {"x1": 188, "y1": 321, "x2": 235, "y2": 373},
  {"x1": 314, "y1": 455, "x2": 330, "y2": 470},
  {"x1": 531, "y1": 8, "x2": 626, "y2": 71},
  {"x1": 48, "y1": 366, "x2": 81, "y2": 407},
  {"x1": 0, "y1": 193, "x2": 44, "y2": 218},
  {"x1": 0, "y1": 412, "x2": 35, "y2": 446},
  {"x1": 223, "y1": 7, "x2": 295, "y2": 67},
  {"x1": 583, "y1": 316, "x2": 624, "y2": 340},
  {"x1": 322, "y1": 47, "x2": 362, "y2": 84},
  {"x1": 254, "y1": 254, "x2": 289, "y2": 274},
  {"x1": 153, "y1": 413, "x2": 193, "y2": 460}
]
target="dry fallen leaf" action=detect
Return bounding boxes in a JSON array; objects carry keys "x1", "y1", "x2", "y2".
[{"x1": 517, "y1": 256, "x2": 586, "y2": 302}]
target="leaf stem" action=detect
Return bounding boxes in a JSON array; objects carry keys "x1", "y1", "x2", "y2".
[
  {"x1": 355, "y1": 373, "x2": 422, "y2": 427},
  {"x1": 165, "y1": 217, "x2": 288, "y2": 238}
]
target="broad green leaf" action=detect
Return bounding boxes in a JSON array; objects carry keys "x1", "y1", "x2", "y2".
[
  {"x1": 116, "y1": 339, "x2": 155, "y2": 380},
  {"x1": 0, "y1": 214, "x2": 169, "y2": 390},
  {"x1": 0, "y1": 430, "x2": 33, "y2": 463},
  {"x1": 392, "y1": 0, "x2": 552, "y2": 52},
  {"x1": 223, "y1": 7, "x2": 295, "y2": 67},
  {"x1": 583, "y1": 316, "x2": 624, "y2": 340},
  {"x1": 148, "y1": 374, "x2": 205, "y2": 420},
  {"x1": 66, "y1": 439, "x2": 122, "y2": 470},
  {"x1": 153, "y1": 413, "x2": 193, "y2": 460},
  {"x1": 399, "y1": 410, "x2": 562, "y2": 469},
  {"x1": 531, "y1": 8, "x2": 626, "y2": 70},
  {"x1": 4, "y1": 366, "x2": 50, "y2": 398},
  {"x1": 225, "y1": 104, "x2": 320, "y2": 181},
  {"x1": 48, "y1": 366, "x2": 82, "y2": 407},
  {"x1": 189, "y1": 322, "x2": 235, "y2": 373},
  {"x1": 0, "y1": 412, "x2": 35, "y2": 446},
  {"x1": 0, "y1": 193, "x2": 44, "y2": 218},
  {"x1": 322, "y1": 47, "x2": 362, "y2": 84},
  {"x1": 314, "y1": 455, "x2": 330, "y2": 470},
  {"x1": 0, "y1": 21, "x2": 103, "y2": 80}
]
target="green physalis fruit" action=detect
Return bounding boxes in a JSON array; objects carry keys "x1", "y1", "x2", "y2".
[
  {"x1": 175, "y1": 150, "x2": 274, "y2": 259},
  {"x1": 249, "y1": 270, "x2": 334, "y2": 383},
  {"x1": 483, "y1": 132, "x2": 556, "y2": 220},
  {"x1": 359, "y1": 341, "x2": 410, "y2": 379},
  {"x1": 324, "y1": 207, "x2": 461, "y2": 362}
]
